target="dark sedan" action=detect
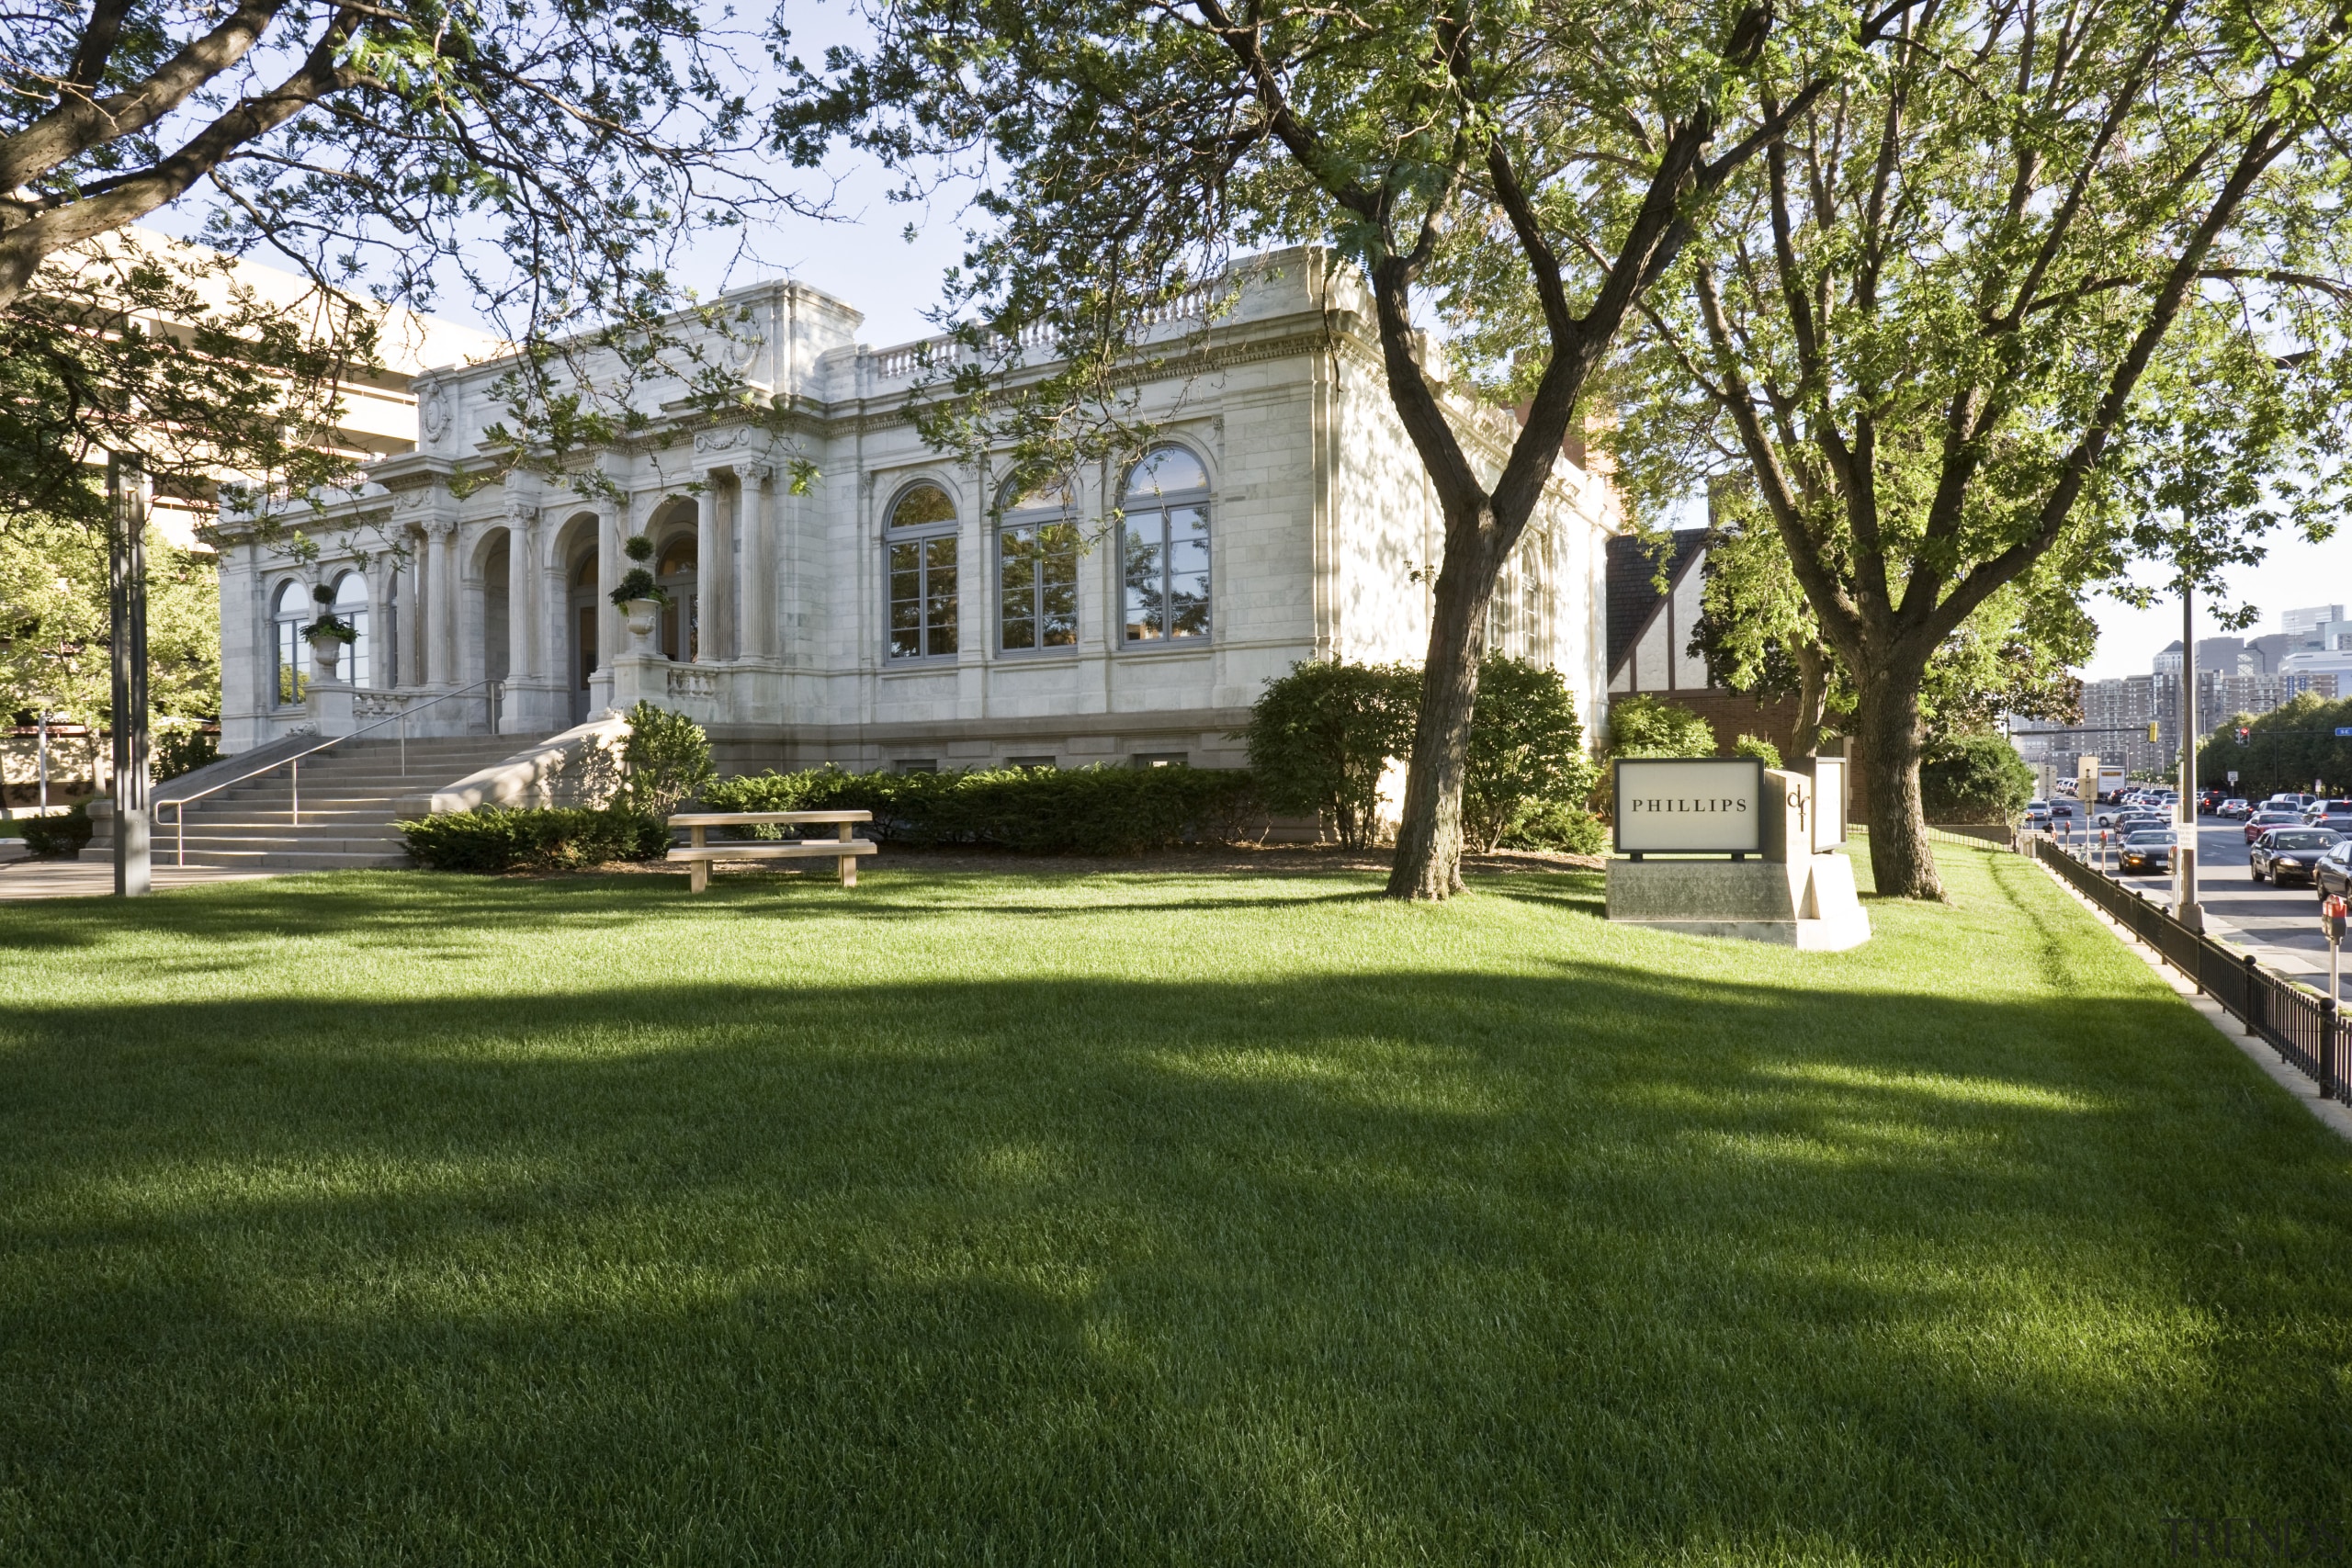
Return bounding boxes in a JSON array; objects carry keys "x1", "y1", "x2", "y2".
[
  {"x1": 2316, "y1": 840, "x2": 2352, "y2": 903},
  {"x1": 2250, "y1": 828, "x2": 2344, "y2": 886},
  {"x1": 2245, "y1": 808, "x2": 2302, "y2": 843},
  {"x1": 2118, "y1": 829, "x2": 2178, "y2": 873}
]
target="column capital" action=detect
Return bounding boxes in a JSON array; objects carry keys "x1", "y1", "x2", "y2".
[
  {"x1": 741, "y1": 458, "x2": 775, "y2": 484},
  {"x1": 423, "y1": 516, "x2": 457, "y2": 539}
]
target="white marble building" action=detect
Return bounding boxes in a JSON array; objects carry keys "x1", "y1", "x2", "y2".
[{"x1": 218, "y1": 247, "x2": 1623, "y2": 773}]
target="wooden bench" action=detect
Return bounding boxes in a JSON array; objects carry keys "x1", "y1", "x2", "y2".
[{"x1": 666, "y1": 811, "x2": 877, "y2": 891}]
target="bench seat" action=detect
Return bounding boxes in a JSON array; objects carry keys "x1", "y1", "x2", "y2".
[{"x1": 666, "y1": 809, "x2": 878, "y2": 891}]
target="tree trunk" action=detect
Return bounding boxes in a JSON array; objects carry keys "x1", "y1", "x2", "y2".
[
  {"x1": 1790, "y1": 641, "x2": 1829, "y2": 759},
  {"x1": 1386, "y1": 554, "x2": 1492, "y2": 900},
  {"x1": 1854, "y1": 662, "x2": 1941, "y2": 900}
]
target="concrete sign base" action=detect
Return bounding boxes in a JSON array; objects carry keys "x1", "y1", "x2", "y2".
[{"x1": 1604, "y1": 852, "x2": 1871, "y2": 951}]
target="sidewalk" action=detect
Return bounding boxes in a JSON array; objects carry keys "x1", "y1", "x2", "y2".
[{"x1": 0, "y1": 858, "x2": 284, "y2": 900}]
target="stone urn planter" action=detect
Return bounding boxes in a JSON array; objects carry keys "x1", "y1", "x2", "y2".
[
  {"x1": 622, "y1": 597, "x2": 662, "y2": 653},
  {"x1": 304, "y1": 629, "x2": 350, "y2": 682}
]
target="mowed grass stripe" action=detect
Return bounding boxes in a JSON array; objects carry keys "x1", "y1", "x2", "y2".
[{"x1": 0, "y1": 845, "x2": 2346, "y2": 1565}]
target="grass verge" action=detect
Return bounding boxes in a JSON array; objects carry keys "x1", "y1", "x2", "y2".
[{"x1": 1, "y1": 845, "x2": 2347, "y2": 1564}]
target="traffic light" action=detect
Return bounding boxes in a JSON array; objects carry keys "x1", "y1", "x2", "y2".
[
  {"x1": 2235, "y1": 727, "x2": 2250, "y2": 746},
  {"x1": 2147, "y1": 719, "x2": 2161, "y2": 742}
]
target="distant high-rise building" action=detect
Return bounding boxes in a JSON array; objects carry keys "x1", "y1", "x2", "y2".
[{"x1": 2283, "y1": 604, "x2": 2346, "y2": 643}]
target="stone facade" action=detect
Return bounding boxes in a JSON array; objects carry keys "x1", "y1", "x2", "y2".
[{"x1": 218, "y1": 248, "x2": 1621, "y2": 773}]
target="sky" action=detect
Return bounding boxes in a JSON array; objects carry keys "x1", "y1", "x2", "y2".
[{"x1": 2080, "y1": 535, "x2": 2352, "y2": 679}]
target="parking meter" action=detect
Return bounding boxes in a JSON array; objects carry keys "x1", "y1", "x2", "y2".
[{"x1": 2326, "y1": 895, "x2": 2347, "y2": 1003}]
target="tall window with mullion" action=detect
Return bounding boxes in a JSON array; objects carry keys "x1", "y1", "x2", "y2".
[
  {"x1": 886, "y1": 481, "x2": 959, "y2": 660},
  {"x1": 996, "y1": 475, "x2": 1079, "y2": 652},
  {"x1": 1121, "y1": 446, "x2": 1210, "y2": 643}
]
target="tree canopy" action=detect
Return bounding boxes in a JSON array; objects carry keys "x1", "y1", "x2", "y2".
[{"x1": 1594, "y1": 0, "x2": 2352, "y2": 897}]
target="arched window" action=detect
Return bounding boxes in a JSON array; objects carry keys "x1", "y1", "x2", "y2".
[
  {"x1": 1120, "y1": 446, "x2": 1210, "y2": 643},
  {"x1": 270, "y1": 580, "x2": 311, "y2": 705},
  {"x1": 566, "y1": 549, "x2": 600, "y2": 722},
  {"x1": 996, "y1": 475, "x2": 1078, "y2": 652},
  {"x1": 332, "y1": 570, "x2": 370, "y2": 687},
  {"x1": 886, "y1": 481, "x2": 959, "y2": 659},
  {"x1": 655, "y1": 533, "x2": 697, "y2": 662}
]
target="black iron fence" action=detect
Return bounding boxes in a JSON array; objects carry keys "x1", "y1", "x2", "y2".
[{"x1": 2028, "y1": 836, "x2": 2343, "y2": 1100}]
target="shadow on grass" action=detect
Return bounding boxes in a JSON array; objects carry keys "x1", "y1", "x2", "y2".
[
  {"x1": 0, "y1": 866, "x2": 1416, "y2": 953},
  {"x1": 3, "y1": 956, "x2": 2349, "y2": 1564}
]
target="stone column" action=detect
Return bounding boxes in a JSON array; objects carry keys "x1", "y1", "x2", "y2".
[
  {"x1": 426, "y1": 519, "x2": 458, "y2": 688},
  {"x1": 600, "y1": 498, "x2": 626, "y2": 670},
  {"x1": 741, "y1": 460, "x2": 776, "y2": 661},
  {"x1": 695, "y1": 480, "x2": 724, "y2": 663},
  {"x1": 506, "y1": 506, "x2": 535, "y2": 682}
]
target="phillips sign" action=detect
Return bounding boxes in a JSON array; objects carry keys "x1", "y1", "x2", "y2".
[{"x1": 1612, "y1": 758, "x2": 1767, "y2": 856}]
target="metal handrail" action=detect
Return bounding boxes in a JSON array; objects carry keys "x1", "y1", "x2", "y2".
[{"x1": 159, "y1": 680, "x2": 503, "y2": 866}]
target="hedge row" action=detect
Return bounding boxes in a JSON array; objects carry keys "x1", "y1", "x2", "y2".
[
  {"x1": 18, "y1": 804, "x2": 94, "y2": 857},
  {"x1": 398, "y1": 806, "x2": 670, "y2": 873},
  {"x1": 702, "y1": 764, "x2": 1261, "y2": 855}
]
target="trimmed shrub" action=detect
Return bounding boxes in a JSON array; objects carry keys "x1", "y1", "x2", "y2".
[
  {"x1": 1464, "y1": 656, "x2": 1600, "y2": 852},
  {"x1": 620, "y1": 702, "x2": 715, "y2": 817},
  {"x1": 1919, "y1": 732, "x2": 2035, "y2": 824},
  {"x1": 1733, "y1": 733, "x2": 1782, "y2": 770},
  {"x1": 155, "y1": 726, "x2": 220, "y2": 782},
  {"x1": 1498, "y1": 799, "x2": 1609, "y2": 855},
  {"x1": 703, "y1": 764, "x2": 1261, "y2": 855},
  {"x1": 1607, "y1": 694, "x2": 1717, "y2": 758},
  {"x1": 1244, "y1": 660, "x2": 1420, "y2": 848},
  {"x1": 398, "y1": 805, "x2": 669, "y2": 873},
  {"x1": 19, "y1": 802, "x2": 92, "y2": 857}
]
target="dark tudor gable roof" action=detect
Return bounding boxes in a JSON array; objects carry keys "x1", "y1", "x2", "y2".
[{"x1": 1605, "y1": 527, "x2": 1712, "y2": 678}]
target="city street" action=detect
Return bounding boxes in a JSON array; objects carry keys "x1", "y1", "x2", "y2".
[{"x1": 2048, "y1": 810, "x2": 2349, "y2": 1004}]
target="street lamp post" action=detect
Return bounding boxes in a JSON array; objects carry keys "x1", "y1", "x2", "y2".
[
  {"x1": 2176, "y1": 579, "x2": 2202, "y2": 932},
  {"x1": 108, "y1": 453, "x2": 152, "y2": 897}
]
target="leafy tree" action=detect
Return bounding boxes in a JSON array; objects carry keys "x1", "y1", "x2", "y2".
[
  {"x1": 0, "y1": 508, "x2": 217, "y2": 727},
  {"x1": 788, "y1": 0, "x2": 1927, "y2": 900},
  {"x1": 1245, "y1": 660, "x2": 1420, "y2": 850},
  {"x1": 1683, "y1": 505, "x2": 1841, "y2": 757},
  {"x1": 2198, "y1": 694, "x2": 2352, "y2": 799},
  {"x1": 1606, "y1": 694, "x2": 1717, "y2": 759},
  {"x1": 0, "y1": 0, "x2": 797, "y2": 326},
  {"x1": 1606, "y1": 1, "x2": 2352, "y2": 897},
  {"x1": 1461, "y1": 656, "x2": 1597, "y2": 852}
]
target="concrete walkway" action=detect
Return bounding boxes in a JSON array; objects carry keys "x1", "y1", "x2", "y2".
[{"x1": 0, "y1": 857, "x2": 284, "y2": 900}]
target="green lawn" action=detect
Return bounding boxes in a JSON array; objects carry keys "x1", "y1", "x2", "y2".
[{"x1": 2, "y1": 847, "x2": 2348, "y2": 1565}]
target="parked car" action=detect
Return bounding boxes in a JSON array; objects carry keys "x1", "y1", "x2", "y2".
[
  {"x1": 2249, "y1": 828, "x2": 2343, "y2": 886},
  {"x1": 2245, "y1": 808, "x2": 2303, "y2": 843},
  {"x1": 2118, "y1": 829, "x2": 2178, "y2": 874},
  {"x1": 2315, "y1": 840, "x2": 2352, "y2": 902},
  {"x1": 2218, "y1": 798, "x2": 2251, "y2": 819}
]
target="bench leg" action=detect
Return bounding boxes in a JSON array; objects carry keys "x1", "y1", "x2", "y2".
[
  {"x1": 839, "y1": 822, "x2": 855, "y2": 888},
  {"x1": 690, "y1": 860, "x2": 708, "y2": 894}
]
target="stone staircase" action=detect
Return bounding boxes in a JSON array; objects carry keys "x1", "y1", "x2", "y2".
[{"x1": 152, "y1": 734, "x2": 546, "y2": 871}]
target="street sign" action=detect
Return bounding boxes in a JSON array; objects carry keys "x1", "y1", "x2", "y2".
[
  {"x1": 2335, "y1": 727, "x2": 2352, "y2": 738},
  {"x1": 2228, "y1": 771, "x2": 2239, "y2": 784}
]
